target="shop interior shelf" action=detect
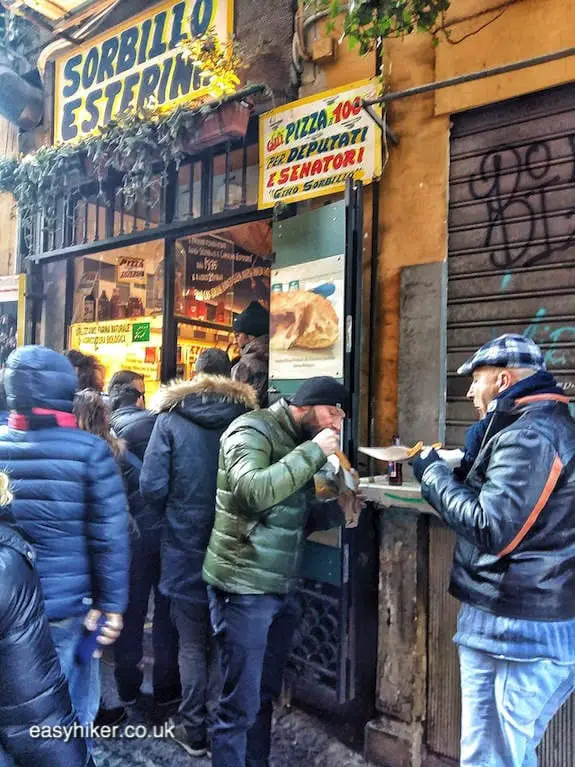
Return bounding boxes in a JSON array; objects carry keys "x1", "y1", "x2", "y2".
[{"x1": 174, "y1": 315, "x2": 233, "y2": 333}]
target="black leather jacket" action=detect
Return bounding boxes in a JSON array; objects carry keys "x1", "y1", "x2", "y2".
[
  {"x1": 422, "y1": 395, "x2": 575, "y2": 620},
  {"x1": 0, "y1": 524, "x2": 91, "y2": 766}
]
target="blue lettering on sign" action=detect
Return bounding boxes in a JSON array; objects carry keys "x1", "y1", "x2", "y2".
[
  {"x1": 58, "y1": 0, "x2": 220, "y2": 141},
  {"x1": 192, "y1": 0, "x2": 214, "y2": 35}
]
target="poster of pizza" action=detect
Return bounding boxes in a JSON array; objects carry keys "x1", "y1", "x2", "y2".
[{"x1": 269, "y1": 254, "x2": 345, "y2": 380}]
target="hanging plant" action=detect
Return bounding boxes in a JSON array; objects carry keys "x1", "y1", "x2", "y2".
[
  {"x1": 305, "y1": 0, "x2": 451, "y2": 55},
  {"x1": 0, "y1": 27, "x2": 251, "y2": 242}
]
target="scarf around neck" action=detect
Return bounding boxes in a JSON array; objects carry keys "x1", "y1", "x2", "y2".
[
  {"x1": 9, "y1": 408, "x2": 77, "y2": 431},
  {"x1": 457, "y1": 370, "x2": 566, "y2": 480}
]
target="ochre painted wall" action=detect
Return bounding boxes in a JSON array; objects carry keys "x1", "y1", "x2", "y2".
[
  {"x1": 308, "y1": 0, "x2": 575, "y2": 446},
  {"x1": 435, "y1": 0, "x2": 575, "y2": 115}
]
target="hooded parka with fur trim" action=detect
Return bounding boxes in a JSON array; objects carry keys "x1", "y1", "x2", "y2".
[{"x1": 140, "y1": 375, "x2": 258, "y2": 603}]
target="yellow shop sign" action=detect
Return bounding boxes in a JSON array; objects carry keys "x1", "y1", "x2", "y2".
[
  {"x1": 54, "y1": 0, "x2": 232, "y2": 143},
  {"x1": 259, "y1": 80, "x2": 382, "y2": 209},
  {"x1": 70, "y1": 318, "x2": 153, "y2": 347}
]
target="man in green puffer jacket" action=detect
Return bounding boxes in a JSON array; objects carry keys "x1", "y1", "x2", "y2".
[{"x1": 203, "y1": 376, "x2": 349, "y2": 767}]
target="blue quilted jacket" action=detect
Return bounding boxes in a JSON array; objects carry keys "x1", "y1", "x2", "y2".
[
  {"x1": 0, "y1": 346, "x2": 130, "y2": 620},
  {"x1": 0, "y1": 524, "x2": 92, "y2": 766}
]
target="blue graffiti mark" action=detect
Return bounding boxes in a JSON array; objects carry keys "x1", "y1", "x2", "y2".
[
  {"x1": 523, "y1": 307, "x2": 548, "y2": 340},
  {"x1": 500, "y1": 272, "x2": 512, "y2": 291},
  {"x1": 520, "y1": 307, "x2": 575, "y2": 367}
]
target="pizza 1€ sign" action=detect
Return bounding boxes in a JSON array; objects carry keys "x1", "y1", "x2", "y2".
[{"x1": 259, "y1": 79, "x2": 381, "y2": 209}]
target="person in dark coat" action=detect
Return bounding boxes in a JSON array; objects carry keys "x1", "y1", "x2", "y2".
[
  {"x1": 0, "y1": 371, "x2": 8, "y2": 427},
  {"x1": 0, "y1": 345, "x2": 129, "y2": 727},
  {"x1": 0, "y1": 473, "x2": 92, "y2": 767},
  {"x1": 109, "y1": 369, "x2": 145, "y2": 398},
  {"x1": 109, "y1": 375, "x2": 155, "y2": 461},
  {"x1": 108, "y1": 382, "x2": 181, "y2": 720},
  {"x1": 232, "y1": 301, "x2": 270, "y2": 407},
  {"x1": 141, "y1": 348, "x2": 258, "y2": 758}
]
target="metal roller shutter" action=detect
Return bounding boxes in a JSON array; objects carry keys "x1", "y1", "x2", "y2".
[
  {"x1": 427, "y1": 82, "x2": 575, "y2": 764},
  {"x1": 447, "y1": 82, "x2": 575, "y2": 446}
]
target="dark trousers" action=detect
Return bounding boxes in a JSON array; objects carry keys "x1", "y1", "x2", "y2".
[
  {"x1": 208, "y1": 587, "x2": 301, "y2": 767},
  {"x1": 114, "y1": 533, "x2": 181, "y2": 703},
  {"x1": 170, "y1": 598, "x2": 221, "y2": 741}
]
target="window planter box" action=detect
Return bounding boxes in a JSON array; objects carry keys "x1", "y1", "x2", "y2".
[{"x1": 183, "y1": 100, "x2": 252, "y2": 153}]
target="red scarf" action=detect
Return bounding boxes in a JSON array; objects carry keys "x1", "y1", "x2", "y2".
[{"x1": 9, "y1": 408, "x2": 77, "y2": 430}]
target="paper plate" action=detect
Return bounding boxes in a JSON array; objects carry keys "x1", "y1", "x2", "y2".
[
  {"x1": 358, "y1": 442, "x2": 442, "y2": 463},
  {"x1": 358, "y1": 445, "x2": 412, "y2": 462}
]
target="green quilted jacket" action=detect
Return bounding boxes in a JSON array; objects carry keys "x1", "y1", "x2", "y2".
[{"x1": 202, "y1": 398, "x2": 328, "y2": 594}]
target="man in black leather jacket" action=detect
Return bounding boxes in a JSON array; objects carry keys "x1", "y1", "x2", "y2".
[
  {"x1": 0, "y1": 517, "x2": 92, "y2": 766},
  {"x1": 412, "y1": 334, "x2": 575, "y2": 767}
]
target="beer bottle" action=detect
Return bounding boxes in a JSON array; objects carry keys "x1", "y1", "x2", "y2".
[{"x1": 388, "y1": 433, "x2": 403, "y2": 486}]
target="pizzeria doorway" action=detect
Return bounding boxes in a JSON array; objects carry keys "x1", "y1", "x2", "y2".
[
  {"x1": 166, "y1": 221, "x2": 273, "y2": 381},
  {"x1": 272, "y1": 182, "x2": 378, "y2": 736}
]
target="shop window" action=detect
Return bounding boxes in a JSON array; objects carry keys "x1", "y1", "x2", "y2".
[
  {"x1": 212, "y1": 143, "x2": 259, "y2": 213},
  {"x1": 173, "y1": 222, "x2": 272, "y2": 377},
  {"x1": 41, "y1": 259, "x2": 68, "y2": 351},
  {"x1": 73, "y1": 189, "x2": 108, "y2": 246},
  {"x1": 0, "y1": 306, "x2": 17, "y2": 365},
  {"x1": 111, "y1": 175, "x2": 166, "y2": 236},
  {"x1": 175, "y1": 161, "x2": 202, "y2": 221},
  {"x1": 68, "y1": 241, "x2": 165, "y2": 396}
]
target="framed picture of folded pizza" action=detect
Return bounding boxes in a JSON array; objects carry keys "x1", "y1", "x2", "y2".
[{"x1": 269, "y1": 255, "x2": 344, "y2": 380}]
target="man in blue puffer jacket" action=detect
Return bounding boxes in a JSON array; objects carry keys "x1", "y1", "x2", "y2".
[{"x1": 0, "y1": 345, "x2": 130, "y2": 727}]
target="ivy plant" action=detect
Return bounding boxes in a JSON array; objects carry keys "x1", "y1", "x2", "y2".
[
  {"x1": 306, "y1": 0, "x2": 451, "y2": 54},
  {"x1": 0, "y1": 28, "x2": 246, "y2": 246}
]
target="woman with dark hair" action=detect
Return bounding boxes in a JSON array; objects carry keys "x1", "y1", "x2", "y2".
[
  {"x1": 74, "y1": 389, "x2": 122, "y2": 455},
  {"x1": 66, "y1": 350, "x2": 105, "y2": 392},
  {"x1": 0, "y1": 471, "x2": 93, "y2": 766}
]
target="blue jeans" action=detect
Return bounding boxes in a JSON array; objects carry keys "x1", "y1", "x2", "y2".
[
  {"x1": 459, "y1": 646, "x2": 575, "y2": 766},
  {"x1": 208, "y1": 587, "x2": 301, "y2": 767},
  {"x1": 114, "y1": 532, "x2": 181, "y2": 703},
  {"x1": 170, "y1": 598, "x2": 221, "y2": 741},
  {"x1": 49, "y1": 616, "x2": 100, "y2": 726}
]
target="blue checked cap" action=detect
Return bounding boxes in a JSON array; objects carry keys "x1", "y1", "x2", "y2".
[{"x1": 457, "y1": 334, "x2": 546, "y2": 376}]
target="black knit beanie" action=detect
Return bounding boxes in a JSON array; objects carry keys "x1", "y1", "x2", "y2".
[
  {"x1": 232, "y1": 301, "x2": 269, "y2": 337},
  {"x1": 291, "y1": 376, "x2": 349, "y2": 414}
]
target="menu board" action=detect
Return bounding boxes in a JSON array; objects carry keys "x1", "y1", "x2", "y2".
[{"x1": 176, "y1": 234, "x2": 271, "y2": 324}]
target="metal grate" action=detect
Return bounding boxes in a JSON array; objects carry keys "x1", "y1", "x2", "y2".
[
  {"x1": 446, "y1": 82, "x2": 575, "y2": 448},
  {"x1": 288, "y1": 581, "x2": 340, "y2": 691},
  {"x1": 26, "y1": 130, "x2": 259, "y2": 262},
  {"x1": 426, "y1": 521, "x2": 461, "y2": 760}
]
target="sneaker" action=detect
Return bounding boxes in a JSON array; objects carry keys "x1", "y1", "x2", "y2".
[
  {"x1": 167, "y1": 717, "x2": 208, "y2": 758},
  {"x1": 94, "y1": 705, "x2": 127, "y2": 727}
]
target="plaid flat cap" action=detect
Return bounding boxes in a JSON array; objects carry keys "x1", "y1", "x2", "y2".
[{"x1": 457, "y1": 334, "x2": 546, "y2": 376}]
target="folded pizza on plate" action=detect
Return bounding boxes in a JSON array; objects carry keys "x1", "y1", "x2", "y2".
[{"x1": 270, "y1": 290, "x2": 339, "y2": 351}]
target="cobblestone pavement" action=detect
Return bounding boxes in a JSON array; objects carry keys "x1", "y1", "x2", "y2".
[{"x1": 96, "y1": 649, "x2": 374, "y2": 766}]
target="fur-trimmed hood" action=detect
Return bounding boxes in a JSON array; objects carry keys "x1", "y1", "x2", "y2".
[{"x1": 149, "y1": 375, "x2": 258, "y2": 430}]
